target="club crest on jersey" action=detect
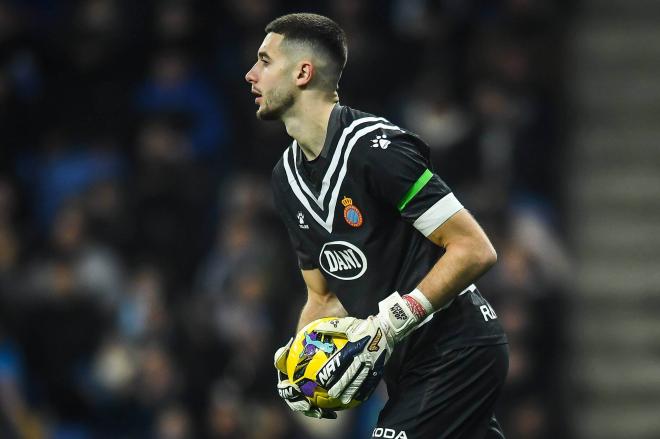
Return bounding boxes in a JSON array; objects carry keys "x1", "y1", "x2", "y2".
[
  {"x1": 319, "y1": 241, "x2": 368, "y2": 280},
  {"x1": 341, "y1": 196, "x2": 363, "y2": 228}
]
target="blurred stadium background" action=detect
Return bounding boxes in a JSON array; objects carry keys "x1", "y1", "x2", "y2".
[{"x1": 0, "y1": 0, "x2": 655, "y2": 438}]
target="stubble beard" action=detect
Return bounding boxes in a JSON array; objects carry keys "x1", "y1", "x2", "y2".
[{"x1": 256, "y1": 86, "x2": 295, "y2": 121}]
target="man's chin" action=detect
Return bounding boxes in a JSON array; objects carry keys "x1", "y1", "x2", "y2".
[{"x1": 256, "y1": 106, "x2": 280, "y2": 121}]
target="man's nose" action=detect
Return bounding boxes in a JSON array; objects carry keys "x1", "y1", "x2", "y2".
[{"x1": 245, "y1": 67, "x2": 256, "y2": 84}]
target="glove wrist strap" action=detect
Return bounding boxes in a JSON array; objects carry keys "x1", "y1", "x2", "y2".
[{"x1": 377, "y1": 292, "x2": 424, "y2": 345}]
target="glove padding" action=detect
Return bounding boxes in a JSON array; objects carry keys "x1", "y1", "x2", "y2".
[
  {"x1": 274, "y1": 338, "x2": 337, "y2": 419},
  {"x1": 313, "y1": 292, "x2": 422, "y2": 405}
]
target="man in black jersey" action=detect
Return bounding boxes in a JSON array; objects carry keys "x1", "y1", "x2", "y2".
[{"x1": 246, "y1": 13, "x2": 508, "y2": 439}]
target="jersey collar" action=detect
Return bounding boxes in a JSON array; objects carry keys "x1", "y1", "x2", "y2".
[
  {"x1": 283, "y1": 107, "x2": 401, "y2": 233},
  {"x1": 294, "y1": 103, "x2": 343, "y2": 167}
]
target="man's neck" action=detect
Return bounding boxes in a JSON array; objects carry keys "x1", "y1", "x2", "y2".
[{"x1": 282, "y1": 95, "x2": 337, "y2": 161}]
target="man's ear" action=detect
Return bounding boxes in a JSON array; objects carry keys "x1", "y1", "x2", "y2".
[{"x1": 295, "y1": 60, "x2": 314, "y2": 86}]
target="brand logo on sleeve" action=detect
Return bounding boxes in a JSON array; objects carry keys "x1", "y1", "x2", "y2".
[
  {"x1": 370, "y1": 134, "x2": 391, "y2": 149},
  {"x1": 319, "y1": 241, "x2": 367, "y2": 280}
]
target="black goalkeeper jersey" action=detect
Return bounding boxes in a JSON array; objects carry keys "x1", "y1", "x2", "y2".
[{"x1": 271, "y1": 104, "x2": 506, "y2": 379}]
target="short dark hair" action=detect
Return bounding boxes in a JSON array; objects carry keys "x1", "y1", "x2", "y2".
[{"x1": 265, "y1": 13, "x2": 348, "y2": 90}]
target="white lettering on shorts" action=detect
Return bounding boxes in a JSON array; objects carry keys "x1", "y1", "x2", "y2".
[
  {"x1": 480, "y1": 303, "x2": 497, "y2": 321},
  {"x1": 372, "y1": 427, "x2": 408, "y2": 438}
]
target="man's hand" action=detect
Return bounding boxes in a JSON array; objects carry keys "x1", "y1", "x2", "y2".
[
  {"x1": 311, "y1": 316, "x2": 391, "y2": 405},
  {"x1": 274, "y1": 339, "x2": 337, "y2": 419},
  {"x1": 313, "y1": 291, "x2": 430, "y2": 405}
]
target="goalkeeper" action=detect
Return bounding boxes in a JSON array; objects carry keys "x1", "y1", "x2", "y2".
[{"x1": 246, "y1": 13, "x2": 508, "y2": 439}]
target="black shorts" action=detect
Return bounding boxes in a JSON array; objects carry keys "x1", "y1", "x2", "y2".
[{"x1": 373, "y1": 343, "x2": 509, "y2": 439}]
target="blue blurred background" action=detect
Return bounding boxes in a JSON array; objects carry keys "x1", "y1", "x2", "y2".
[{"x1": 0, "y1": 0, "x2": 583, "y2": 438}]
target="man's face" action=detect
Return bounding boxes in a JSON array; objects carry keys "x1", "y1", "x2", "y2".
[{"x1": 245, "y1": 33, "x2": 296, "y2": 120}]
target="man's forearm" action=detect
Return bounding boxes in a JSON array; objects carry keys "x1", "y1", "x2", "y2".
[
  {"x1": 297, "y1": 293, "x2": 349, "y2": 332},
  {"x1": 417, "y1": 241, "x2": 496, "y2": 310}
]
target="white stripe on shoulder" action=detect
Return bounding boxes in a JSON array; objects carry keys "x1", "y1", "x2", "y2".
[
  {"x1": 325, "y1": 122, "x2": 402, "y2": 224},
  {"x1": 412, "y1": 192, "x2": 464, "y2": 236},
  {"x1": 291, "y1": 117, "x2": 389, "y2": 208},
  {"x1": 318, "y1": 117, "x2": 389, "y2": 204}
]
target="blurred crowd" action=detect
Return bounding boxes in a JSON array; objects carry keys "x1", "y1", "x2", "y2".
[{"x1": 0, "y1": 0, "x2": 574, "y2": 438}]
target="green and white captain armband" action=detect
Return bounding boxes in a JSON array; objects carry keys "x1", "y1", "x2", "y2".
[{"x1": 376, "y1": 289, "x2": 435, "y2": 345}]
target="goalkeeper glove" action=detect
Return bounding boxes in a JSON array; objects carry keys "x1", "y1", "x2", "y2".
[
  {"x1": 274, "y1": 338, "x2": 337, "y2": 419},
  {"x1": 312, "y1": 290, "x2": 433, "y2": 405}
]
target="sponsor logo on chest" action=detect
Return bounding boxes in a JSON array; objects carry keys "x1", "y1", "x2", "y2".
[{"x1": 319, "y1": 241, "x2": 368, "y2": 280}]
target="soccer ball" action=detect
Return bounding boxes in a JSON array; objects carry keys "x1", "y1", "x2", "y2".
[{"x1": 286, "y1": 317, "x2": 361, "y2": 410}]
